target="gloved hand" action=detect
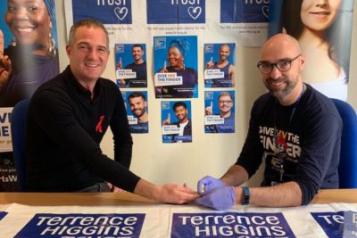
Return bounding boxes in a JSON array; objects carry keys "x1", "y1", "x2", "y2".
[
  {"x1": 197, "y1": 176, "x2": 225, "y2": 195},
  {"x1": 195, "y1": 186, "x2": 236, "y2": 210}
]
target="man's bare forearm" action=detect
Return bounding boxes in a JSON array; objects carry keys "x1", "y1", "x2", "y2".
[{"x1": 221, "y1": 164, "x2": 249, "y2": 186}]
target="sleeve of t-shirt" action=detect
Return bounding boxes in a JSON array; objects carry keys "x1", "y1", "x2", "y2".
[
  {"x1": 110, "y1": 89, "x2": 133, "y2": 168},
  {"x1": 30, "y1": 90, "x2": 140, "y2": 192},
  {"x1": 235, "y1": 100, "x2": 264, "y2": 177},
  {"x1": 293, "y1": 111, "x2": 342, "y2": 205}
]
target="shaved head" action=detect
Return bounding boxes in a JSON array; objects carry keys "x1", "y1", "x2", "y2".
[{"x1": 261, "y1": 33, "x2": 302, "y2": 61}]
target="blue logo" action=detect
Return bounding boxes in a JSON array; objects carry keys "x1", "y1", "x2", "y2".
[
  {"x1": 171, "y1": 212, "x2": 295, "y2": 237},
  {"x1": 72, "y1": 0, "x2": 132, "y2": 24},
  {"x1": 15, "y1": 213, "x2": 145, "y2": 238},
  {"x1": 147, "y1": 0, "x2": 205, "y2": 24},
  {"x1": 221, "y1": 0, "x2": 269, "y2": 23},
  {"x1": 311, "y1": 211, "x2": 357, "y2": 238},
  {"x1": 0, "y1": 211, "x2": 7, "y2": 220}
]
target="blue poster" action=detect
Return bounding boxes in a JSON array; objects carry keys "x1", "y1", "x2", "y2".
[
  {"x1": 204, "y1": 43, "x2": 236, "y2": 88},
  {"x1": 204, "y1": 91, "x2": 235, "y2": 133},
  {"x1": 0, "y1": 211, "x2": 7, "y2": 220},
  {"x1": 147, "y1": 0, "x2": 205, "y2": 24},
  {"x1": 121, "y1": 91, "x2": 149, "y2": 134},
  {"x1": 220, "y1": 0, "x2": 269, "y2": 23},
  {"x1": 171, "y1": 212, "x2": 295, "y2": 237},
  {"x1": 115, "y1": 44, "x2": 147, "y2": 88},
  {"x1": 161, "y1": 101, "x2": 192, "y2": 143},
  {"x1": 72, "y1": 0, "x2": 132, "y2": 24},
  {"x1": 15, "y1": 213, "x2": 145, "y2": 238},
  {"x1": 311, "y1": 211, "x2": 357, "y2": 238},
  {"x1": 153, "y1": 36, "x2": 198, "y2": 98}
]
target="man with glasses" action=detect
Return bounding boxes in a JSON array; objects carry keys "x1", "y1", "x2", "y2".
[
  {"x1": 195, "y1": 33, "x2": 342, "y2": 209},
  {"x1": 205, "y1": 92, "x2": 235, "y2": 133}
]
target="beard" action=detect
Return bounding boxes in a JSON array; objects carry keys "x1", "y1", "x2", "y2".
[
  {"x1": 265, "y1": 76, "x2": 297, "y2": 99},
  {"x1": 133, "y1": 108, "x2": 145, "y2": 118}
]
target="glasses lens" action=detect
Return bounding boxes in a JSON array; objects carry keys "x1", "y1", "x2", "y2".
[
  {"x1": 258, "y1": 63, "x2": 272, "y2": 73},
  {"x1": 276, "y1": 60, "x2": 291, "y2": 72}
]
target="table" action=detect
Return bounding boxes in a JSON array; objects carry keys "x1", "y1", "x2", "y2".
[
  {"x1": 0, "y1": 189, "x2": 356, "y2": 237},
  {"x1": 1, "y1": 189, "x2": 357, "y2": 206}
]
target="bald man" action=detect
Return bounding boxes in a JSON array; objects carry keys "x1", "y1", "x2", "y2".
[{"x1": 196, "y1": 34, "x2": 342, "y2": 209}]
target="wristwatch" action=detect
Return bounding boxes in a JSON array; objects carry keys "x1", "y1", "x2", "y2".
[{"x1": 241, "y1": 186, "x2": 250, "y2": 205}]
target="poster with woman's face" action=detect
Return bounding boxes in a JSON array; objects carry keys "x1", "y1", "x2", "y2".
[
  {"x1": 0, "y1": 0, "x2": 59, "y2": 108},
  {"x1": 153, "y1": 36, "x2": 198, "y2": 99},
  {"x1": 204, "y1": 91, "x2": 235, "y2": 133},
  {"x1": 161, "y1": 100, "x2": 192, "y2": 143},
  {"x1": 115, "y1": 44, "x2": 147, "y2": 88},
  {"x1": 0, "y1": 0, "x2": 59, "y2": 190},
  {"x1": 204, "y1": 43, "x2": 236, "y2": 88},
  {"x1": 269, "y1": 0, "x2": 354, "y2": 101}
]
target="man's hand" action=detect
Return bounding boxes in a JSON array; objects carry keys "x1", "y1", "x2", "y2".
[
  {"x1": 195, "y1": 186, "x2": 236, "y2": 210},
  {"x1": 155, "y1": 183, "x2": 199, "y2": 204},
  {"x1": 204, "y1": 106, "x2": 213, "y2": 116},
  {"x1": 0, "y1": 30, "x2": 12, "y2": 90},
  {"x1": 106, "y1": 182, "x2": 124, "y2": 192},
  {"x1": 197, "y1": 176, "x2": 225, "y2": 194},
  {"x1": 134, "y1": 179, "x2": 198, "y2": 204}
]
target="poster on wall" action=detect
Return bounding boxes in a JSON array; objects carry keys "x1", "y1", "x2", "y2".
[
  {"x1": 153, "y1": 35, "x2": 198, "y2": 98},
  {"x1": 0, "y1": 0, "x2": 59, "y2": 108},
  {"x1": 269, "y1": 0, "x2": 355, "y2": 101},
  {"x1": 147, "y1": 0, "x2": 205, "y2": 24},
  {"x1": 220, "y1": 0, "x2": 270, "y2": 46},
  {"x1": 204, "y1": 91, "x2": 235, "y2": 133},
  {"x1": 0, "y1": 0, "x2": 59, "y2": 191},
  {"x1": 71, "y1": 0, "x2": 132, "y2": 24},
  {"x1": 64, "y1": 0, "x2": 269, "y2": 50},
  {"x1": 115, "y1": 44, "x2": 147, "y2": 88},
  {"x1": 161, "y1": 101, "x2": 192, "y2": 143},
  {"x1": 204, "y1": 43, "x2": 236, "y2": 88},
  {"x1": 121, "y1": 91, "x2": 149, "y2": 134}
]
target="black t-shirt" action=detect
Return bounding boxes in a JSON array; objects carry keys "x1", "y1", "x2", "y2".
[
  {"x1": 25, "y1": 66, "x2": 140, "y2": 192},
  {"x1": 236, "y1": 84, "x2": 342, "y2": 205},
  {"x1": 125, "y1": 62, "x2": 147, "y2": 87}
]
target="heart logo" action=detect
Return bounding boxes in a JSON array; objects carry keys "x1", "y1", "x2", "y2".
[
  {"x1": 187, "y1": 6, "x2": 202, "y2": 20},
  {"x1": 262, "y1": 6, "x2": 269, "y2": 20},
  {"x1": 114, "y1": 7, "x2": 128, "y2": 21}
]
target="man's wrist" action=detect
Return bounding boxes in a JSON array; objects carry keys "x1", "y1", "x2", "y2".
[{"x1": 241, "y1": 186, "x2": 250, "y2": 205}]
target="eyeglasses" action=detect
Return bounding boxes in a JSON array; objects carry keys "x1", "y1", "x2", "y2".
[
  {"x1": 256, "y1": 55, "x2": 301, "y2": 74},
  {"x1": 219, "y1": 100, "x2": 233, "y2": 104}
]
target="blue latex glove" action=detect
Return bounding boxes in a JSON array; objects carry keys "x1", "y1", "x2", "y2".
[
  {"x1": 197, "y1": 176, "x2": 225, "y2": 195},
  {"x1": 195, "y1": 186, "x2": 236, "y2": 210}
]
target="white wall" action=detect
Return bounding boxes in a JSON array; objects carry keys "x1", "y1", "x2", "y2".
[{"x1": 55, "y1": 1, "x2": 357, "y2": 189}]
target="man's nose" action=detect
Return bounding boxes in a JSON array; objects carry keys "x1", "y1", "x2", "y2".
[
  {"x1": 87, "y1": 48, "x2": 99, "y2": 59},
  {"x1": 269, "y1": 65, "x2": 283, "y2": 79}
]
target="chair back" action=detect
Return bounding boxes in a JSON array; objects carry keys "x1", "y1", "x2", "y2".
[
  {"x1": 11, "y1": 99, "x2": 30, "y2": 191},
  {"x1": 332, "y1": 99, "x2": 357, "y2": 188}
]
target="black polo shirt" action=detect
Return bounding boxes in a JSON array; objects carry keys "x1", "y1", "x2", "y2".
[{"x1": 25, "y1": 66, "x2": 140, "y2": 192}]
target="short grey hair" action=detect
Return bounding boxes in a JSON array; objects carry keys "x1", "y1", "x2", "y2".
[{"x1": 68, "y1": 19, "x2": 109, "y2": 48}]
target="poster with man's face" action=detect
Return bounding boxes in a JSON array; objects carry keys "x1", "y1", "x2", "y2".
[
  {"x1": 115, "y1": 44, "x2": 147, "y2": 88},
  {"x1": 204, "y1": 43, "x2": 236, "y2": 88},
  {"x1": 161, "y1": 100, "x2": 192, "y2": 143},
  {"x1": 204, "y1": 90, "x2": 235, "y2": 133},
  {"x1": 122, "y1": 91, "x2": 149, "y2": 134}
]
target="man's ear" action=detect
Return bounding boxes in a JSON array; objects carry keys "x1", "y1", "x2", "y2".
[
  {"x1": 66, "y1": 45, "x2": 71, "y2": 56},
  {"x1": 299, "y1": 55, "x2": 305, "y2": 71}
]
